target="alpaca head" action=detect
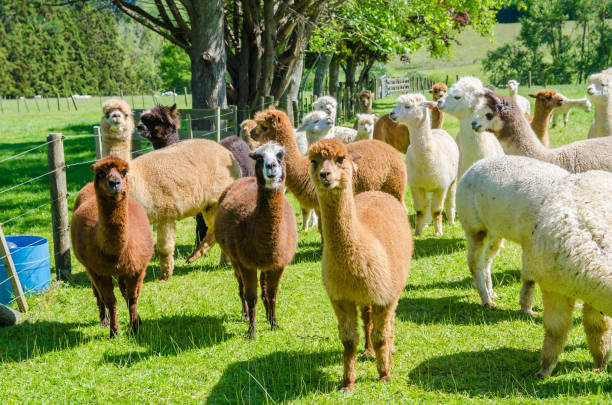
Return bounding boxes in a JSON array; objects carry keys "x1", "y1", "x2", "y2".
[
  {"x1": 296, "y1": 110, "x2": 333, "y2": 136},
  {"x1": 437, "y1": 76, "x2": 485, "y2": 117},
  {"x1": 137, "y1": 104, "x2": 181, "y2": 149},
  {"x1": 357, "y1": 90, "x2": 373, "y2": 111},
  {"x1": 428, "y1": 83, "x2": 448, "y2": 101},
  {"x1": 356, "y1": 114, "x2": 376, "y2": 138},
  {"x1": 252, "y1": 109, "x2": 293, "y2": 146},
  {"x1": 240, "y1": 119, "x2": 260, "y2": 150},
  {"x1": 249, "y1": 142, "x2": 286, "y2": 190},
  {"x1": 472, "y1": 92, "x2": 516, "y2": 135},
  {"x1": 308, "y1": 139, "x2": 360, "y2": 192},
  {"x1": 528, "y1": 89, "x2": 564, "y2": 112},
  {"x1": 312, "y1": 96, "x2": 338, "y2": 123},
  {"x1": 91, "y1": 156, "x2": 130, "y2": 199},
  {"x1": 587, "y1": 71, "x2": 612, "y2": 103},
  {"x1": 507, "y1": 80, "x2": 520, "y2": 94},
  {"x1": 101, "y1": 99, "x2": 134, "y2": 141},
  {"x1": 390, "y1": 93, "x2": 436, "y2": 125}
]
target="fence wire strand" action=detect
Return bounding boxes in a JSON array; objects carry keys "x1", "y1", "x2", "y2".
[
  {"x1": 0, "y1": 139, "x2": 56, "y2": 165},
  {"x1": 1, "y1": 194, "x2": 69, "y2": 226}
]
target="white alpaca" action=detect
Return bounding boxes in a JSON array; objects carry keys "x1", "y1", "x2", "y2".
[
  {"x1": 312, "y1": 95, "x2": 338, "y2": 123},
  {"x1": 390, "y1": 93, "x2": 459, "y2": 236},
  {"x1": 550, "y1": 94, "x2": 591, "y2": 128},
  {"x1": 587, "y1": 70, "x2": 612, "y2": 138},
  {"x1": 297, "y1": 110, "x2": 336, "y2": 145},
  {"x1": 355, "y1": 113, "x2": 376, "y2": 140},
  {"x1": 437, "y1": 76, "x2": 503, "y2": 178},
  {"x1": 508, "y1": 80, "x2": 531, "y2": 116},
  {"x1": 457, "y1": 155, "x2": 568, "y2": 313}
]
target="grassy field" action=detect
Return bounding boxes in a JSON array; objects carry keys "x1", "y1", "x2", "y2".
[{"x1": 0, "y1": 83, "x2": 609, "y2": 404}]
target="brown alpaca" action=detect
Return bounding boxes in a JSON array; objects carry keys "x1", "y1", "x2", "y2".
[
  {"x1": 213, "y1": 142, "x2": 297, "y2": 338},
  {"x1": 473, "y1": 92, "x2": 612, "y2": 173},
  {"x1": 249, "y1": 109, "x2": 406, "y2": 216},
  {"x1": 372, "y1": 113, "x2": 410, "y2": 153},
  {"x1": 429, "y1": 82, "x2": 447, "y2": 129},
  {"x1": 528, "y1": 90, "x2": 564, "y2": 146},
  {"x1": 357, "y1": 90, "x2": 374, "y2": 113},
  {"x1": 136, "y1": 104, "x2": 180, "y2": 150},
  {"x1": 71, "y1": 156, "x2": 154, "y2": 337},
  {"x1": 101, "y1": 99, "x2": 134, "y2": 161},
  {"x1": 240, "y1": 119, "x2": 261, "y2": 150},
  {"x1": 308, "y1": 139, "x2": 412, "y2": 391}
]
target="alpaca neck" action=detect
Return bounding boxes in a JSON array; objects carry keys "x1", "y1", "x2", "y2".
[
  {"x1": 498, "y1": 112, "x2": 553, "y2": 161},
  {"x1": 431, "y1": 107, "x2": 444, "y2": 129},
  {"x1": 254, "y1": 184, "x2": 285, "y2": 241},
  {"x1": 531, "y1": 102, "x2": 552, "y2": 144},
  {"x1": 459, "y1": 117, "x2": 489, "y2": 155},
  {"x1": 96, "y1": 192, "x2": 129, "y2": 257},
  {"x1": 593, "y1": 99, "x2": 612, "y2": 138},
  {"x1": 318, "y1": 187, "x2": 361, "y2": 255},
  {"x1": 283, "y1": 135, "x2": 317, "y2": 207},
  {"x1": 103, "y1": 138, "x2": 132, "y2": 162},
  {"x1": 405, "y1": 114, "x2": 434, "y2": 154}
]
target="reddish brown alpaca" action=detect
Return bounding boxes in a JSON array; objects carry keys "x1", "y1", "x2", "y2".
[
  {"x1": 529, "y1": 89, "x2": 564, "y2": 147},
  {"x1": 71, "y1": 156, "x2": 154, "y2": 337},
  {"x1": 429, "y1": 82, "x2": 448, "y2": 129},
  {"x1": 214, "y1": 142, "x2": 297, "y2": 338}
]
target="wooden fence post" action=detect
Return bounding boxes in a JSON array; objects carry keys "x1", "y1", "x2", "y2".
[
  {"x1": 141, "y1": 93, "x2": 145, "y2": 109},
  {"x1": 230, "y1": 105, "x2": 238, "y2": 135},
  {"x1": 65, "y1": 95, "x2": 70, "y2": 111},
  {"x1": 292, "y1": 100, "x2": 299, "y2": 126},
  {"x1": 0, "y1": 223, "x2": 28, "y2": 313},
  {"x1": 45, "y1": 96, "x2": 50, "y2": 112},
  {"x1": 529, "y1": 71, "x2": 532, "y2": 88},
  {"x1": 0, "y1": 96, "x2": 4, "y2": 113},
  {"x1": 216, "y1": 107, "x2": 221, "y2": 142},
  {"x1": 70, "y1": 95, "x2": 78, "y2": 111},
  {"x1": 93, "y1": 126, "x2": 103, "y2": 159},
  {"x1": 33, "y1": 97, "x2": 41, "y2": 112},
  {"x1": 23, "y1": 97, "x2": 30, "y2": 113},
  {"x1": 56, "y1": 94, "x2": 61, "y2": 111},
  {"x1": 46, "y1": 133, "x2": 71, "y2": 280},
  {"x1": 131, "y1": 94, "x2": 135, "y2": 109},
  {"x1": 120, "y1": 89, "x2": 124, "y2": 99},
  {"x1": 184, "y1": 87, "x2": 188, "y2": 107},
  {"x1": 186, "y1": 114, "x2": 193, "y2": 139},
  {"x1": 260, "y1": 96, "x2": 265, "y2": 111}
]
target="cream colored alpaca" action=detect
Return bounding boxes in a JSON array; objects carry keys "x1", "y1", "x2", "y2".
[
  {"x1": 391, "y1": 93, "x2": 459, "y2": 236},
  {"x1": 100, "y1": 99, "x2": 134, "y2": 161},
  {"x1": 507, "y1": 80, "x2": 531, "y2": 116},
  {"x1": 308, "y1": 139, "x2": 412, "y2": 392},
  {"x1": 587, "y1": 71, "x2": 612, "y2": 138}
]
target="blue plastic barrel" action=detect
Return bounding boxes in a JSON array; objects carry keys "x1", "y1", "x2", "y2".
[{"x1": 0, "y1": 236, "x2": 51, "y2": 305}]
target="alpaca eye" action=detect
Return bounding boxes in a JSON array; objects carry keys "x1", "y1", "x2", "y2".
[
  {"x1": 121, "y1": 170, "x2": 128, "y2": 177},
  {"x1": 310, "y1": 160, "x2": 317, "y2": 166},
  {"x1": 314, "y1": 120, "x2": 319, "y2": 124},
  {"x1": 485, "y1": 113, "x2": 493, "y2": 120},
  {"x1": 454, "y1": 96, "x2": 461, "y2": 100},
  {"x1": 337, "y1": 156, "x2": 345, "y2": 164},
  {"x1": 276, "y1": 153, "x2": 283, "y2": 161}
]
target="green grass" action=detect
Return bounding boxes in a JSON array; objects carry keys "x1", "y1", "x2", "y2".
[{"x1": 0, "y1": 85, "x2": 610, "y2": 404}]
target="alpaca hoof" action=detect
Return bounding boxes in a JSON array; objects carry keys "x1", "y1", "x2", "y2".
[
  {"x1": 363, "y1": 349, "x2": 375, "y2": 357},
  {"x1": 100, "y1": 318, "x2": 109, "y2": 327},
  {"x1": 523, "y1": 308, "x2": 539, "y2": 317},
  {"x1": 380, "y1": 374, "x2": 392, "y2": 383},
  {"x1": 340, "y1": 384, "x2": 354, "y2": 392},
  {"x1": 535, "y1": 369, "x2": 550, "y2": 379},
  {"x1": 489, "y1": 291, "x2": 499, "y2": 300},
  {"x1": 109, "y1": 329, "x2": 118, "y2": 339},
  {"x1": 270, "y1": 322, "x2": 280, "y2": 331},
  {"x1": 131, "y1": 316, "x2": 142, "y2": 334},
  {"x1": 483, "y1": 301, "x2": 497, "y2": 309},
  {"x1": 247, "y1": 327, "x2": 256, "y2": 340},
  {"x1": 435, "y1": 231, "x2": 442, "y2": 237}
]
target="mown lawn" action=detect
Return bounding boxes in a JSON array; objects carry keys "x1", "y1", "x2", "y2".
[{"x1": 1, "y1": 85, "x2": 610, "y2": 404}]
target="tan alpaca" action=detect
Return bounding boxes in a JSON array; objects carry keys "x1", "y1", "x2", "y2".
[
  {"x1": 101, "y1": 99, "x2": 134, "y2": 161},
  {"x1": 428, "y1": 82, "x2": 447, "y2": 129},
  {"x1": 308, "y1": 139, "x2": 413, "y2": 392},
  {"x1": 528, "y1": 89, "x2": 564, "y2": 146}
]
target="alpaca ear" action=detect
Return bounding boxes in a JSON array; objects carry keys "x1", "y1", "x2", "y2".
[
  {"x1": 170, "y1": 104, "x2": 178, "y2": 115},
  {"x1": 90, "y1": 164, "x2": 96, "y2": 173},
  {"x1": 348, "y1": 149, "x2": 362, "y2": 162},
  {"x1": 248, "y1": 151, "x2": 258, "y2": 160},
  {"x1": 528, "y1": 94, "x2": 537, "y2": 99},
  {"x1": 350, "y1": 160, "x2": 358, "y2": 173}
]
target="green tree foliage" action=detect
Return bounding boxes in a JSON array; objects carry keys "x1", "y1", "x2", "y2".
[
  {"x1": 483, "y1": 0, "x2": 612, "y2": 85},
  {"x1": 158, "y1": 42, "x2": 191, "y2": 91},
  {"x1": 0, "y1": 1, "x2": 162, "y2": 97}
]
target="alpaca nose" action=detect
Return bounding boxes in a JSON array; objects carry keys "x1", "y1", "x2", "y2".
[
  {"x1": 389, "y1": 111, "x2": 397, "y2": 120},
  {"x1": 471, "y1": 120, "x2": 481, "y2": 131},
  {"x1": 319, "y1": 171, "x2": 331, "y2": 181},
  {"x1": 108, "y1": 178, "x2": 122, "y2": 193}
]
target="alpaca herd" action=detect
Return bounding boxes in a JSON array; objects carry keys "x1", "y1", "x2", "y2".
[{"x1": 67, "y1": 68, "x2": 612, "y2": 391}]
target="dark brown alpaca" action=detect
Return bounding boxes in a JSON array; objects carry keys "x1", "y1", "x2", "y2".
[
  {"x1": 528, "y1": 89, "x2": 564, "y2": 147},
  {"x1": 137, "y1": 104, "x2": 180, "y2": 150},
  {"x1": 71, "y1": 156, "x2": 154, "y2": 337},
  {"x1": 214, "y1": 142, "x2": 297, "y2": 338}
]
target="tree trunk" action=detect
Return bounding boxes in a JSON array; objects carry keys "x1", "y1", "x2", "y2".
[
  {"x1": 190, "y1": 0, "x2": 226, "y2": 111},
  {"x1": 261, "y1": 0, "x2": 276, "y2": 97},
  {"x1": 238, "y1": 0, "x2": 251, "y2": 122},
  {"x1": 313, "y1": 53, "x2": 332, "y2": 97},
  {"x1": 344, "y1": 58, "x2": 357, "y2": 112},
  {"x1": 329, "y1": 55, "x2": 339, "y2": 97},
  {"x1": 280, "y1": 53, "x2": 303, "y2": 125},
  {"x1": 357, "y1": 59, "x2": 375, "y2": 90}
]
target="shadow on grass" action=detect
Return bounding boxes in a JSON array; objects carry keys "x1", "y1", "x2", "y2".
[
  {"x1": 205, "y1": 349, "x2": 340, "y2": 404},
  {"x1": 0, "y1": 319, "x2": 96, "y2": 363},
  {"x1": 396, "y1": 294, "x2": 526, "y2": 325},
  {"x1": 102, "y1": 314, "x2": 231, "y2": 367},
  {"x1": 409, "y1": 347, "x2": 611, "y2": 398},
  {"x1": 414, "y1": 237, "x2": 465, "y2": 259},
  {"x1": 407, "y1": 269, "x2": 522, "y2": 292}
]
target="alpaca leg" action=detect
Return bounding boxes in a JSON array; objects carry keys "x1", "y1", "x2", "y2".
[
  {"x1": 194, "y1": 213, "x2": 208, "y2": 246},
  {"x1": 444, "y1": 179, "x2": 457, "y2": 225},
  {"x1": 157, "y1": 220, "x2": 176, "y2": 281},
  {"x1": 242, "y1": 268, "x2": 259, "y2": 339},
  {"x1": 551, "y1": 112, "x2": 558, "y2": 128},
  {"x1": 465, "y1": 230, "x2": 494, "y2": 307},
  {"x1": 536, "y1": 289, "x2": 575, "y2": 378},
  {"x1": 411, "y1": 187, "x2": 428, "y2": 236},
  {"x1": 483, "y1": 237, "x2": 503, "y2": 300},
  {"x1": 186, "y1": 210, "x2": 218, "y2": 263},
  {"x1": 582, "y1": 303, "x2": 612, "y2": 372},
  {"x1": 259, "y1": 272, "x2": 270, "y2": 324},
  {"x1": 520, "y1": 279, "x2": 538, "y2": 316},
  {"x1": 90, "y1": 273, "x2": 118, "y2": 338},
  {"x1": 117, "y1": 278, "x2": 128, "y2": 301},
  {"x1": 563, "y1": 112, "x2": 569, "y2": 128},
  {"x1": 120, "y1": 271, "x2": 146, "y2": 333},
  {"x1": 372, "y1": 302, "x2": 397, "y2": 382},
  {"x1": 300, "y1": 207, "x2": 309, "y2": 232},
  {"x1": 361, "y1": 305, "x2": 374, "y2": 356},
  {"x1": 331, "y1": 300, "x2": 358, "y2": 392},
  {"x1": 430, "y1": 188, "x2": 448, "y2": 236},
  {"x1": 264, "y1": 268, "x2": 284, "y2": 330},
  {"x1": 231, "y1": 261, "x2": 248, "y2": 319},
  {"x1": 91, "y1": 281, "x2": 107, "y2": 326}
]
